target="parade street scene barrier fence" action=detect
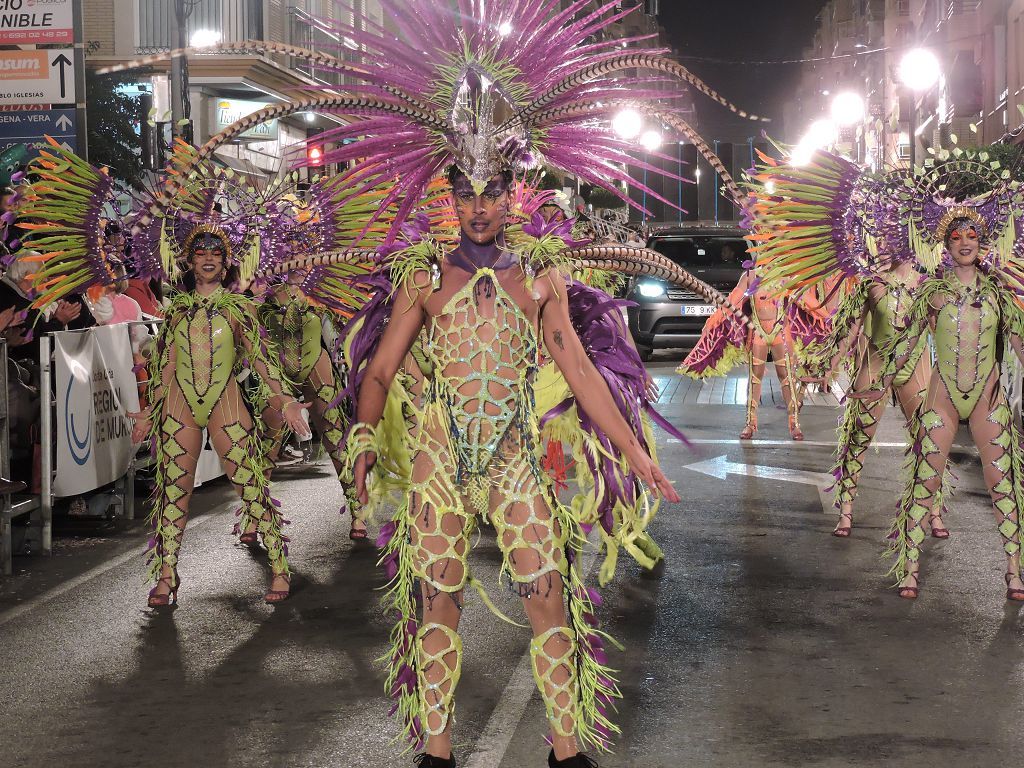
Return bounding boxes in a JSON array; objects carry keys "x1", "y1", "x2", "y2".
[{"x1": 50, "y1": 323, "x2": 139, "y2": 497}]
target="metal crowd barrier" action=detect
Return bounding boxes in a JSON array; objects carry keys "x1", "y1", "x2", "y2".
[
  {"x1": 38, "y1": 321, "x2": 161, "y2": 533},
  {"x1": 1, "y1": 339, "x2": 42, "y2": 575}
]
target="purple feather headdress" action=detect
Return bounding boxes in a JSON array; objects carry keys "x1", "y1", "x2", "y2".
[{"x1": 108, "y1": 0, "x2": 768, "y2": 244}]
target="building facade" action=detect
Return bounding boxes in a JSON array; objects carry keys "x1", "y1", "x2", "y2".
[
  {"x1": 783, "y1": 0, "x2": 1023, "y2": 168},
  {"x1": 84, "y1": 0, "x2": 384, "y2": 178}
]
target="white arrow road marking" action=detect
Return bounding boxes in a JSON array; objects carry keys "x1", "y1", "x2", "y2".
[{"x1": 683, "y1": 454, "x2": 836, "y2": 514}]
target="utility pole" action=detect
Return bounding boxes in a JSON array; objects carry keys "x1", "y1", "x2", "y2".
[
  {"x1": 72, "y1": 0, "x2": 89, "y2": 160},
  {"x1": 170, "y1": 0, "x2": 195, "y2": 143}
]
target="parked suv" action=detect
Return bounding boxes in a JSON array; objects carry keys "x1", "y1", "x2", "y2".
[{"x1": 625, "y1": 224, "x2": 748, "y2": 360}]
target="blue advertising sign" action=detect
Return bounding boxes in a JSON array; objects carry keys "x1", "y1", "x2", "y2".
[{"x1": 0, "y1": 107, "x2": 76, "y2": 152}]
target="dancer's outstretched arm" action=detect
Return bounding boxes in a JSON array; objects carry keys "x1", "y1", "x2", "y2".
[{"x1": 538, "y1": 268, "x2": 679, "y2": 502}]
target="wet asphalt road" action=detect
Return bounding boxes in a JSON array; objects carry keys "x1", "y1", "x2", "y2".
[{"x1": 2, "y1": 353, "x2": 1024, "y2": 768}]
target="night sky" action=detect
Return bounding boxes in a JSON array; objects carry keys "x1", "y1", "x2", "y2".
[{"x1": 658, "y1": 0, "x2": 829, "y2": 142}]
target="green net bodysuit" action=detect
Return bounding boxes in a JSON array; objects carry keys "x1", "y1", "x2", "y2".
[
  {"x1": 884, "y1": 272, "x2": 1024, "y2": 582},
  {"x1": 360, "y1": 267, "x2": 617, "y2": 752},
  {"x1": 145, "y1": 288, "x2": 293, "y2": 591}
]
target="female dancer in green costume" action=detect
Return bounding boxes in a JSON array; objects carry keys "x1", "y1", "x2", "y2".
[
  {"x1": 246, "y1": 274, "x2": 367, "y2": 541},
  {"x1": 816, "y1": 257, "x2": 948, "y2": 538},
  {"x1": 854, "y1": 210, "x2": 1024, "y2": 600},
  {"x1": 129, "y1": 227, "x2": 310, "y2": 605}
]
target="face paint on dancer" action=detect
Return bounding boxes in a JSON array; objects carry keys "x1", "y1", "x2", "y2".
[
  {"x1": 946, "y1": 220, "x2": 982, "y2": 267},
  {"x1": 451, "y1": 172, "x2": 510, "y2": 246}
]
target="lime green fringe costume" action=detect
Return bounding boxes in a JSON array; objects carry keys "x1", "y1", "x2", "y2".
[
  {"x1": 145, "y1": 288, "x2": 294, "y2": 587},
  {"x1": 347, "y1": 246, "x2": 620, "y2": 752},
  {"x1": 883, "y1": 272, "x2": 1024, "y2": 582},
  {"x1": 257, "y1": 293, "x2": 349, "y2": 489}
]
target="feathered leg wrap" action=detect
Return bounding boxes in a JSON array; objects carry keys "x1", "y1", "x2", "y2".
[
  {"x1": 888, "y1": 407, "x2": 943, "y2": 583},
  {"x1": 986, "y1": 403, "x2": 1023, "y2": 559},
  {"x1": 145, "y1": 414, "x2": 191, "y2": 587},
  {"x1": 222, "y1": 421, "x2": 290, "y2": 576},
  {"x1": 831, "y1": 397, "x2": 879, "y2": 507},
  {"x1": 745, "y1": 349, "x2": 762, "y2": 429}
]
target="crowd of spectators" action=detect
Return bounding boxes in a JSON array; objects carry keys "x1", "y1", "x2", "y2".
[{"x1": 0, "y1": 174, "x2": 163, "y2": 501}]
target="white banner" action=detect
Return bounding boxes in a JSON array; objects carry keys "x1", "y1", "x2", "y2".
[{"x1": 53, "y1": 324, "x2": 140, "y2": 497}]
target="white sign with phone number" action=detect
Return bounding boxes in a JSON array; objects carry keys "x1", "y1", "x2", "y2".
[{"x1": 0, "y1": 0, "x2": 73, "y2": 45}]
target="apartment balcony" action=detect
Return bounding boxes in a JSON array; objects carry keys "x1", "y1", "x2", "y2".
[
  {"x1": 130, "y1": 0, "x2": 347, "y2": 95},
  {"x1": 946, "y1": 0, "x2": 981, "y2": 18},
  {"x1": 137, "y1": 0, "x2": 266, "y2": 54}
]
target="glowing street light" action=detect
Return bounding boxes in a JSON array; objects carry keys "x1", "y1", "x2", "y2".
[
  {"x1": 805, "y1": 118, "x2": 838, "y2": 147},
  {"x1": 497, "y1": 21, "x2": 513, "y2": 36},
  {"x1": 898, "y1": 48, "x2": 941, "y2": 92},
  {"x1": 791, "y1": 118, "x2": 837, "y2": 166},
  {"x1": 640, "y1": 129, "x2": 663, "y2": 152},
  {"x1": 830, "y1": 91, "x2": 865, "y2": 126},
  {"x1": 612, "y1": 108, "x2": 642, "y2": 140},
  {"x1": 190, "y1": 29, "x2": 222, "y2": 48}
]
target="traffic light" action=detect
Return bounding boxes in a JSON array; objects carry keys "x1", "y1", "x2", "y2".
[{"x1": 307, "y1": 144, "x2": 323, "y2": 166}]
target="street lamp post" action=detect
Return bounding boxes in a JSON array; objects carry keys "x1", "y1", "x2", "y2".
[{"x1": 170, "y1": 0, "x2": 197, "y2": 143}]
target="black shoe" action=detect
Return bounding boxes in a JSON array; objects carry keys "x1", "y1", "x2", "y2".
[
  {"x1": 548, "y1": 750, "x2": 598, "y2": 768},
  {"x1": 414, "y1": 754, "x2": 455, "y2": 768}
]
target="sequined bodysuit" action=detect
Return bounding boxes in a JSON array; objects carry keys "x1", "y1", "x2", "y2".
[{"x1": 170, "y1": 289, "x2": 236, "y2": 428}]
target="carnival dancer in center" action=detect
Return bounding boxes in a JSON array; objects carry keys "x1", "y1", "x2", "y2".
[{"x1": 350, "y1": 164, "x2": 678, "y2": 767}]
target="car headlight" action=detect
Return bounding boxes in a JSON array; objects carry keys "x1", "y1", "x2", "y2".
[{"x1": 637, "y1": 281, "x2": 666, "y2": 299}]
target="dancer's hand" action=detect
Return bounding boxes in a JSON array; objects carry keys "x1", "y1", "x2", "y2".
[
  {"x1": 645, "y1": 376, "x2": 659, "y2": 402},
  {"x1": 282, "y1": 400, "x2": 312, "y2": 439},
  {"x1": 626, "y1": 446, "x2": 680, "y2": 503},
  {"x1": 125, "y1": 408, "x2": 151, "y2": 443},
  {"x1": 353, "y1": 451, "x2": 377, "y2": 506}
]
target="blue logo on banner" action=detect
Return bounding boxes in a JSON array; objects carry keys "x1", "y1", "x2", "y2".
[{"x1": 65, "y1": 375, "x2": 91, "y2": 465}]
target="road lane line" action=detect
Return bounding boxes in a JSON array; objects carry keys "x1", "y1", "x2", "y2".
[
  {"x1": 0, "y1": 515, "x2": 213, "y2": 629},
  {"x1": 463, "y1": 548, "x2": 599, "y2": 768}
]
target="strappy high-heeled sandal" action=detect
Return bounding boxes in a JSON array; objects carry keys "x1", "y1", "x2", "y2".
[
  {"x1": 264, "y1": 573, "x2": 291, "y2": 604},
  {"x1": 548, "y1": 750, "x2": 599, "y2": 768},
  {"x1": 413, "y1": 754, "x2": 455, "y2": 767},
  {"x1": 739, "y1": 420, "x2": 757, "y2": 440},
  {"x1": 147, "y1": 569, "x2": 180, "y2": 607},
  {"x1": 897, "y1": 570, "x2": 920, "y2": 600},
  {"x1": 348, "y1": 510, "x2": 368, "y2": 541},
  {"x1": 788, "y1": 413, "x2": 804, "y2": 441},
  {"x1": 928, "y1": 512, "x2": 950, "y2": 539},
  {"x1": 1005, "y1": 573, "x2": 1024, "y2": 602},
  {"x1": 832, "y1": 509, "x2": 853, "y2": 538}
]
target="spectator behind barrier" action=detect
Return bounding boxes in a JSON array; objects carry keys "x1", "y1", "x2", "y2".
[{"x1": 103, "y1": 221, "x2": 164, "y2": 318}]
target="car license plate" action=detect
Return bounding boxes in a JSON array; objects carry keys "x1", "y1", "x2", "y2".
[{"x1": 682, "y1": 304, "x2": 714, "y2": 316}]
